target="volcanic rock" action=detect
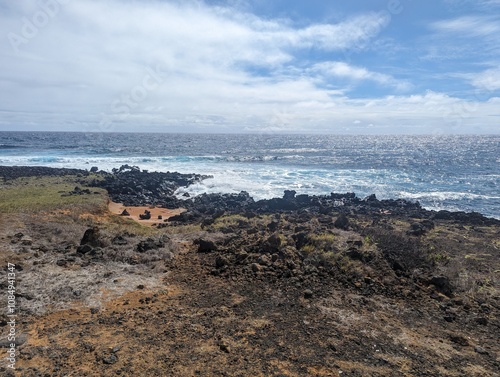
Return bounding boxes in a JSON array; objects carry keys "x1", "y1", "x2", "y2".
[
  {"x1": 195, "y1": 238, "x2": 217, "y2": 253},
  {"x1": 283, "y1": 190, "x2": 297, "y2": 200},
  {"x1": 139, "y1": 210, "x2": 151, "y2": 220},
  {"x1": 136, "y1": 238, "x2": 164, "y2": 252},
  {"x1": 430, "y1": 276, "x2": 454, "y2": 297},
  {"x1": 80, "y1": 227, "x2": 102, "y2": 247},
  {"x1": 334, "y1": 213, "x2": 349, "y2": 230}
]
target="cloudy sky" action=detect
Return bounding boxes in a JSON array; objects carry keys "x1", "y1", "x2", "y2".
[{"x1": 1, "y1": 0, "x2": 499, "y2": 134}]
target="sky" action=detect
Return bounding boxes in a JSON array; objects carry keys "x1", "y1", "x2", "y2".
[{"x1": 1, "y1": 0, "x2": 499, "y2": 134}]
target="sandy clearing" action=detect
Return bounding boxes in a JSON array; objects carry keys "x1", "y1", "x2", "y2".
[{"x1": 108, "y1": 201, "x2": 185, "y2": 224}]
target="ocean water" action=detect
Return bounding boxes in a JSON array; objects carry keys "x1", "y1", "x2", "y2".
[{"x1": 0, "y1": 132, "x2": 499, "y2": 219}]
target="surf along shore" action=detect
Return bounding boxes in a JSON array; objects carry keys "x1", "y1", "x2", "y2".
[{"x1": 0, "y1": 165, "x2": 499, "y2": 377}]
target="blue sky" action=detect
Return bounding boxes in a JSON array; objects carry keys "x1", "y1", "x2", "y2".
[{"x1": 1, "y1": 0, "x2": 499, "y2": 133}]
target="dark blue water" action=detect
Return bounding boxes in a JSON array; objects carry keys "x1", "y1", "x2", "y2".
[{"x1": 0, "y1": 132, "x2": 499, "y2": 218}]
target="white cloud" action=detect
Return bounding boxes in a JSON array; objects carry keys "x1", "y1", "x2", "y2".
[
  {"x1": 444, "y1": 0, "x2": 500, "y2": 8},
  {"x1": 294, "y1": 13, "x2": 390, "y2": 51},
  {"x1": 0, "y1": 1, "x2": 392, "y2": 131},
  {"x1": 0, "y1": 0, "x2": 497, "y2": 134},
  {"x1": 470, "y1": 67, "x2": 500, "y2": 91},
  {"x1": 311, "y1": 61, "x2": 411, "y2": 91},
  {"x1": 423, "y1": 15, "x2": 500, "y2": 62},
  {"x1": 432, "y1": 16, "x2": 500, "y2": 37},
  {"x1": 423, "y1": 14, "x2": 500, "y2": 90}
]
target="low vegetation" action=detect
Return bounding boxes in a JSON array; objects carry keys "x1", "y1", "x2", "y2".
[{"x1": 0, "y1": 176, "x2": 108, "y2": 214}]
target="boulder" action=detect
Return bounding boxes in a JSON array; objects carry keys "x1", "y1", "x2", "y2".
[
  {"x1": 283, "y1": 190, "x2": 296, "y2": 200},
  {"x1": 195, "y1": 238, "x2": 217, "y2": 253},
  {"x1": 430, "y1": 276, "x2": 453, "y2": 297},
  {"x1": 267, "y1": 220, "x2": 279, "y2": 232},
  {"x1": 408, "y1": 222, "x2": 426, "y2": 236},
  {"x1": 304, "y1": 289, "x2": 313, "y2": 299},
  {"x1": 262, "y1": 233, "x2": 282, "y2": 253},
  {"x1": 474, "y1": 346, "x2": 488, "y2": 354},
  {"x1": 251, "y1": 263, "x2": 262, "y2": 272},
  {"x1": 292, "y1": 232, "x2": 310, "y2": 249},
  {"x1": 102, "y1": 354, "x2": 118, "y2": 365},
  {"x1": 408, "y1": 220, "x2": 435, "y2": 236},
  {"x1": 257, "y1": 254, "x2": 271, "y2": 266},
  {"x1": 449, "y1": 334, "x2": 469, "y2": 346},
  {"x1": 236, "y1": 251, "x2": 249, "y2": 263},
  {"x1": 365, "y1": 194, "x2": 377, "y2": 202},
  {"x1": 112, "y1": 235, "x2": 128, "y2": 245},
  {"x1": 345, "y1": 249, "x2": 363, "y2": 261},
  {"x1": 334, "y1": 214, "x2": 349, "y2": 230},
  {"x1": 139, "y1": 210, "x2": 151, "y2": 220},
  {"x1": 80, "y1": 227, "x2": 102, "y2": 247},
  {"x1": 77, "y1": 244, "x2": 93, "y2": 254},
  {"x1": 136, "y1": 237, "x2": 164, "y2": 252}
]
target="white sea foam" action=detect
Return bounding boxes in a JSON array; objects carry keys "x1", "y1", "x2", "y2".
[
  {"x1": 268, "y1": 148, "x2": 327, "y2": 153},
  {"x1": 0, "y1": 154, "x2": 390, "y2": 198},
  {"x1": 1, "y1": 153, "x2": 498, "y2": 218},
  {"x1": 397, "y1": 191, "x2": 500, "y2": 201}
]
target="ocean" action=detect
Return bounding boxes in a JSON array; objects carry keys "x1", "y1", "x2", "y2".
[{"x1": 0, "y1": 132, "x2": 498, "y2": 219}]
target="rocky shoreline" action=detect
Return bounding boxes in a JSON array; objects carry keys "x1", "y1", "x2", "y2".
[
  {"x1": 2, "y1": 165, "x2": 498, "y2": 227},
  {"x1": 99, "y1": 166, "x2": 499, "y2": 230}
]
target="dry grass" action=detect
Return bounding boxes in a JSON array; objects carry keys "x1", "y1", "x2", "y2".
[
  {"x1": 0, "y1": 175, "x2": 108, "y2": 214},
  {"x1": 420, "y1": 224, "x2": 500, "y2": 299},
  {"x1": 0, "y1": 175, "x2": 182, "y2": 316},
  {"x1": 211, "y1": 213, "x2": 273, "y2": 232},
  {"x1": 164, "y1": 223, "x2": 203, "y2": 235}
]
